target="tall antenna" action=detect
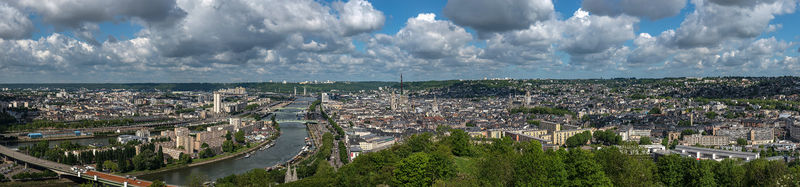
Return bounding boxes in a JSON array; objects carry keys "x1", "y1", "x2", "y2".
[{"x1": 400, "y1": 74, "x2": 404, "y2": 95}]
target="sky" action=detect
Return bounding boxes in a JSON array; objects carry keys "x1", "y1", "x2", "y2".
[{"x1": 0, "y1": 0, "x2": 799, "y2": 83}]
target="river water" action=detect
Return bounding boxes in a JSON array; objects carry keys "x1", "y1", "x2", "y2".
[{"x1": 139, "y1": 97, "x2": 311, "y2": 185}]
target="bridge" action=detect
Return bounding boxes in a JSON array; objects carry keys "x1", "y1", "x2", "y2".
[
  {"x1": 276, "y1": 106, "x2": 307, "y2": 110},
  {"x1": 675, "y1": 145, "x2": 760, "y2": 161},
  {"x1": 276, "y1": 120, "x2": 317, "y2": 124},
  {"x1": 0, "y1": 145, "x2": 171, "y2": 187}
]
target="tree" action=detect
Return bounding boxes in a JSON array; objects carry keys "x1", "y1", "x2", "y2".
[
  {"x1": 149, "y1": 180, "x2": 166, "y2": 187},
  {"x1": 715, "y1": 159, "x2": 745, "y2": 187},
  {"x1": 103, "y1": 160, "x2": 118, "y2": 172},
  {"x1": 661, "y1": 137, "x2": 669, "y2": 147},
  {"x1": 736, "y1": 138, "x2": 747, "y2": 146},
  {"x1": 447, "y1": 129, "x2": 471, "y2": 156},
  {"x1": 565, "y1": 131, "x2": 591, "y2": 148},
  {"x1": 744, "y1": 159, "x2": 788, "y2": 186},
  {"x1": 649, "y1": 107, "x2": 662, "y2": 114},
  {"x1": 235, "y1": 131, "x2": 246, "y2": 144},
  {"x1": 595, "y1": 147, "x2": 656, "y2": 187},
  {"x1": 223, "y1": 140, "x2": 235, "y2": 153},
  {"x1": 225, "y1": 131, "x2": 232, "y2": 140},
  {"x1": 201, "y1": 143, "x2": 209, "y2": 148},
  {"x1": 685, "y1": 160, "x2": 718, "y2": 187},
  {"x1": 179, "y1": 152, "x2": 192, "y2": 164},
  {"x1": 514, "y1": 141, "x2": 568, "y2": 186},
  {"x1": 565, "y1": 149, "x2": 613, "y2": 186},
  {"x1": 593, "y1": 130, "x2": 621, "y2": 145},
  {"x1": 705, "y1": 111, "x2": 718, "y2": 119},
  {"x1": 393, "y1": 152, "x2": 454, "y2": 186},
  {"x1": 639, "y1": 136, "x2": 652, "y2": 145},
  {"x1": 156, "y1": 146, "x2": 165, "y2": 167},
  {"x1": 200, "y1": 148, "x2": 215, "y2": 159},
  {"x1": 657, "y1": 154, "x2": 686, "y2": 186}
]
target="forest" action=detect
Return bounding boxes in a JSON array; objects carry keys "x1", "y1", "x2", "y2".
[{"x1": 210, "y1": 129, "x2": 800, "y2": 186}]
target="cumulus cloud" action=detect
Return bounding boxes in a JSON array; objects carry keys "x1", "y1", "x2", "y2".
[
  {"x1": 443, "y1": 0, "x2": 554, "y2": 34},
  {"x1": 394, "y1": 13, "x2": 473, "y2": 59},
  {"x1": 671, "y1": 0, "x2": 796, "y2": 48},
  {"x1": 10, "y1": 0, "x2": 184, "y2": 28},
  {"x1": 582, "y1": 0, "x2": 687, "y2": 20},
  {"x1": 559, "y1": 9, "x2": 638, "y2": 66},
  {"x1": 335, "y1": 0, "x2": 385, "y2": 36},
  {"x1": 2, "y1": 0, "x2": 800, "y2": 82},
  {"x1": 0, "y1": 3, "x2": 34, "y2": 39}
]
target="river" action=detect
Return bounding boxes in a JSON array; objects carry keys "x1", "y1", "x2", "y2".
[{"x1": 139, "y1": 97, "x2": 312, "y2": 185}]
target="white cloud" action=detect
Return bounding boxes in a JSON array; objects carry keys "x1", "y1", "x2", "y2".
[
  {"x1": 671, "y1": 0, "x2": 796, "y2": 48},
  {"x1": 336, "y1": 0, "x2": 385, "y2": 36},
  {"x1": 0, "y1": 3, "x2": 34, "y2": 39},
  {"x1": 443, "y1": 0, "x2": 554, "y2": 34},
  {"x1": 394, "y1": 13, "x2": 473, "y2": 59}
]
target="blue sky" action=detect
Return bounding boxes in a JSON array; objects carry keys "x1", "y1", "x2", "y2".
[{"x1": 1, "y1": 0, "x2": 799, "y2": 83}]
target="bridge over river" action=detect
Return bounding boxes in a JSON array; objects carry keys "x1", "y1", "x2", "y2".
[{"x1": 0, "y1": 145, "x2": 172, "y2": 187}]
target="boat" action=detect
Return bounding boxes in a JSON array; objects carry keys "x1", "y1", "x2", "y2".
[{"x1": 244, "y1": 153, "x2": 251, "y2": 158}]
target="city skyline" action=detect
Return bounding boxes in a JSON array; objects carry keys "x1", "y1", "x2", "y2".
[{"x1": 1, "y1": 0, "x2": 800, "y2": 83}]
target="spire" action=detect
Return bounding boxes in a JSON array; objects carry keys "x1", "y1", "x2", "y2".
[{"x1": 400, "y1": 74, "x2": 404, "y2": 95}]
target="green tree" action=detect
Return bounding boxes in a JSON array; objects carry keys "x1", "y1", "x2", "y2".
[
  {"x1": 649, "y1": 107, "x2": 662, "y2": 114},
  {"x1": 223, "y1": 140, "x2": 235, "y2": 153},
  {"x1": 705, "y1": 111, "x2": 718, "y2": 119},
  {"x1": 715, "y1": 159, "x2": 745, "y2": 187},
  {"x1": 685, "y1": 160, "x2": 717, "y2": 187},
  {"x1": 744, "y1": 159, "x2": 788, "y2": 186},
  {"x1": 235, "y1": 131, "x2": 246, "y2": 144},
  {"x1": 657, "y1": 154, "x2": 686, "y2": 186},
  {"x1": 446, "y1": 129, "x2": 472, "y2": 156},
  {"x1": 595, "y1": 146, "x2": 656, "y2": 187},
  {"x1": 225, "y1": 131, "x2": 232, "y2": 140},
  {"x1": 594, "y1": 130, "x2": 622, "y2": 145},
  {"x1": 103, "y1": 160, "x2": 118, "y2": 172},
  {"x1": 513, "y1": 141, "x2": 567, "y2": 186},
  {"x1": 639, "y1": 136, "x2": 652, "y2": 145},
  {"x1": 393, "y1": 152, "x2": 435, "y2": 186},
  {"x1": 565, "y1": 149, "x2": 613, "y2": 186},
  {"x1": 149, "y1": 180, "x2": 166, "y2": 187},
  {"x1": 565, "y1": 131, "x2": 591, "y2": 148},
  {"x1": 736, "y1": 138, "x2": 747, "y2": 146}
]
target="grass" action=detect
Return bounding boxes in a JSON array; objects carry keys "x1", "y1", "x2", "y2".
[{"x1": 453, "y1": 156, "x2": 478, "y2": 176}]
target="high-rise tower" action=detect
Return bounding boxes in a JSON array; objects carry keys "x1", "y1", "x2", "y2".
[{"x1": 213, "y1": 92, "x2": 221, "y2": 113}]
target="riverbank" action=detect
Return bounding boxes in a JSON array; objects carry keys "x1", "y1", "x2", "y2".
[
  {"x1": 0, "y1": 134, "x2": 118, "y2": 143},
  {"x1": 0, "y1": 178, "x2": 77, "y2": 187},
  {"x1": 126, "y1": 135, "x2": 277, "y2": 177}
]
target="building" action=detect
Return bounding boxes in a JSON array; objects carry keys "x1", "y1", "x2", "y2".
[
  {"x1": 213, "y1": 92, "x2": 222, "y2": 113},
  {"x1": 749, "y1": 128, "x2": 774, "y2": 145},
  {"x1": 349, "y1": 146, "x2": 362, "y2": 162},
  {"x1": 789, "y1": 121, "x2": 800, "y2": 141},
  {"x1": 175, "y1": 127, "x2": 194, "y2": 154},
  {"x1": 684, "y1": 134, "x2": 729, "y2": 146},
  {"x1": 135, "y1": 129, "x2": 150, "y2": 139},
  {"x1": 551, "y1": 129, "x2": 592, "y2": 145},
  {"x1": 118, "y1": 135, "x2": 147, "y2": 144}
]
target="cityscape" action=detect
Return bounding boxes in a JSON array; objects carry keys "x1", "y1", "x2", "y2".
[{"x1": 1, "y1": 0, "x2": 800, "y2": 187}]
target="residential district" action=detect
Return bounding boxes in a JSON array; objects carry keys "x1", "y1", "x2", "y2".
[{"x1": 0, "y1": 77, "x2": 799, "y2": 186}]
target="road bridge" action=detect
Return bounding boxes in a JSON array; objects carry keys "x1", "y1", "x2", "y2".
[
  {"x1": 0, "y1": 145, "x2": 172, "y2": 186},
  {"x1": 675, "y1": 145, "x2": 760, "y2": 161},
  {"x1": 276, "y1": 120, "x2": 317, "y2": 124},
  {"x1": 276, "y1": 107, "x2": 307, "y2": 110}
]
